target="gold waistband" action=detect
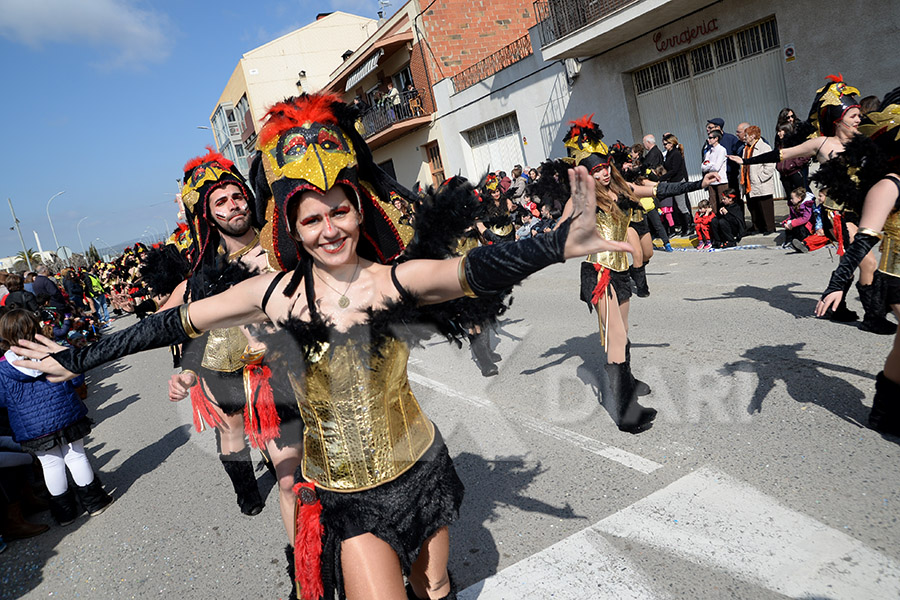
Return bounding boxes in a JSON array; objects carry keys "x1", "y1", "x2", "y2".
[
  {"x1": 292, "y1": 337, "x2": 434, "y2": 492},
  {"x1": 201, "y1": 327, "x2": 248, "y2": 372}
]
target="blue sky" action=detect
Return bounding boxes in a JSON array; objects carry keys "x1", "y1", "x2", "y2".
[{"x1": 0, "y1": 0, "x2": 397, "y2": 259}]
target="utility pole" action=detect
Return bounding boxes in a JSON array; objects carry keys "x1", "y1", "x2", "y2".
[{"x1": 8, "y1": 198, "x2": 33, "y2": 271}]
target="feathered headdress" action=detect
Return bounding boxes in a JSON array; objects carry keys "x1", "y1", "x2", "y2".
[
  {"x1": 563, "y1": 114, "x2": 609, "y2": 164},
  {"x1": 808, "y1": 74, "x2": 861, "y2": 137}
]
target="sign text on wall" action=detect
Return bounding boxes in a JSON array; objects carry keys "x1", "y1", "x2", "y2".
[{"x1": 653, "y1": 18, "x2": 719, "y2": 53}]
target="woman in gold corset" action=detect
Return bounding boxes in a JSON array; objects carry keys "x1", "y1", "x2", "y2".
[
  {"x1": 13, "y1": 94, "x2": 630, "y2": 600},
  {"x1": 816, "y1": 87, "x2": 900, "y2": 436}
]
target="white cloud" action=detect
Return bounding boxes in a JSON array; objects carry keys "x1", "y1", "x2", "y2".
[{"x1": 0, "y1": 0, "x2": 171, "y2": 67}]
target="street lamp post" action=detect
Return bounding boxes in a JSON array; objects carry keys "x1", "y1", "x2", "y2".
[
  {"x1": 76, "y1": 217, "x2": 88, "y2": 255},
  {"x1": 46, "y1": 191, "x2": 66, "y2": 253},
  {"x1": 7, "y1": 198, "x2": 33, "y2": 271}
]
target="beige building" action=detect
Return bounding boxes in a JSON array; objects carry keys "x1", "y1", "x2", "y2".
[{"x1": 209, "y1": 12, "x2": 378, "y2": 175}]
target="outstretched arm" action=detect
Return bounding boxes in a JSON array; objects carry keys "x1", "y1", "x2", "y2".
[{"x1": 12, "y1": 273, "x2": 276, "y2": 381}]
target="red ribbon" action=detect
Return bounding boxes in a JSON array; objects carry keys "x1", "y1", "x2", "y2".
[
  {"x1": 590, "y1": 264, "x2": 611, "y2": 305},
  {"x1": 292, "y1": 482, "x2": 324, "y2": 600},
  {"x1": 244, "y1": 364, "x2": 281, "y2": 449}
]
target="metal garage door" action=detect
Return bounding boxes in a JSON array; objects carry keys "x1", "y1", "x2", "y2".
[
  {"x1": 466, "y1": 113, "x2": 527, "y2": 179},
  {"x1": 633, "y1": 18, "x2": 789, "y2": 203}
]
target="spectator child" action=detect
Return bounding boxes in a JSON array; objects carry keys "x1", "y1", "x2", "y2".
[
  {"x1": 694, "y1": 199, "x2": 715, "y2": 249},
  {"x1": 783, "y1": 187, "x2": 815, "y2": 250},
  {"x1": 0, "y1": 309, "x2": 113, "y2": 525}
]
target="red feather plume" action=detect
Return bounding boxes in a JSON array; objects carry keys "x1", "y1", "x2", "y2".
[
  {"x1": 825, "y1": 73, "x2": 844, "y2": 83},
  {"x1": 258, "y1": 93, "x2": 343, "y2": 147},
  {"x1": 183, "y1": 145, "x2": 234, "y2": 175}
]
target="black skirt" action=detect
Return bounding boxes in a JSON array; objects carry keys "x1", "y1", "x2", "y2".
[
  {"x1": 20, "y1": 416, "x2": 93, "y2": 452},
  {"x1": 314, "y1": 426, "x2": 464, "y2": 599}
]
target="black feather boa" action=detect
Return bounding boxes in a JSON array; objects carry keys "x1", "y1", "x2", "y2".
[
  {"x1": 811, "y1": 134, "x2": 889, "y2": 216},
  {"x1": 139, "y1": 244, "x2": 191, "y2": 297},
  {"x1": 185, "y1": 256, "x2": 263, "y2": 302},
  {"x1": 528, "y1": 159, "x2": 572, "y2": 209}
]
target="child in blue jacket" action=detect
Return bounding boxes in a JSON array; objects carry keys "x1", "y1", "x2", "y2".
[{"x1": 0, "y1": 309, "x2": 112, "y2": 525}]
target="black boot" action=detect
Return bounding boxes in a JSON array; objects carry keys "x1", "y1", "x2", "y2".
[
  {"x1": 629, "y1": 265, "x2": 650, "y2": 298},
  {"x1": 220, "y1": 447, "x2": 264, "y2": 516},
  {"x1": 830, "y1": 279, "x2": 859, "y2": 322},
  {"x1": 604, "y1": 363, "x2": 656, "y2": 434},
  {"x1": 74, "y1": 477, "x2": 114, "y2": 517},
  {"x1": 469, "y1": 332, "x2": 498, "y2": 377},
  {"x1": 869, "y1": 372, "x2": 900, "y2": 436},
  {"x1": 857, "y1": 276, "x2": 896, "y2": 335},
  {"x1": 48, "y1": 488, "x2": 81, "y2": 526},
  {"x1": 285, "y1": 544, "x2": 298, "y2": 600},
  {"x1": 625, "y1": 341, "x2": 651, "y2": 396}
]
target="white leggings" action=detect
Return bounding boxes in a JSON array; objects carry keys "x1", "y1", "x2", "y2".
[{"x1": 34, "y1": 439, "x2": 95, "y2": 496}]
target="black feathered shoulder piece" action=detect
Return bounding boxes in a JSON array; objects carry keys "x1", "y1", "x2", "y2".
[
  {"x1": 527, "y1": 159, "x2": 572, "y2": 209},
  {"x1": 402, "y1": 176, "x2": 483, "y2": 261},
  {"x1": 617, "y1": 193, "x2": 641, "y2": 212},
  {"x1": 139, "y1": 244, "x2": 191, "y2": 297},
  {"x1": 811, "y1": 134, "x2": 888, "y2": 215},
  {"x1": 186, "y1": 255, "x2": 264, "y2": 302}
]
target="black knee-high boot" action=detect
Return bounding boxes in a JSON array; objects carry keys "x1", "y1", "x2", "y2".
[
  {"x1": 285, "y1": 545, "x2": 298, "y2": 600},
  {"x1": 857, "y1": 274, "x2": 895, "y2": 335},
  {"x1": 220, "y1": 446, "x2": 264, "y2": 516},
  {"x1": 469, "y1": 331, "x2": 498, "y2": 377},
  {"x1": 625, "y1": 341, "x2": 651, "y2": 396},
  {"x1": 869, "y1": 372, "x2": 900, "y2": 436},
  {"x1": 629, "y1": 265, "x2": 650, "y2": 298},
  {"x1": 604, "y1": 363, "x2": 656, "y2": 434}
]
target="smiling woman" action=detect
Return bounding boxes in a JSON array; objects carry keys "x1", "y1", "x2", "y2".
[{"x1": 11, "y1": 93, "x2": 632, "y2": 600}]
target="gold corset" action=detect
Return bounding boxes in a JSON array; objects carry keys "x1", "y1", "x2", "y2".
[
  {"x1": 454, "y1": 235, "x2": 479, "y2": 256},
  {"x1": 630, "y1": 207, "x2": 644, "y2": 223},
  {"x1": 290, "y1": 337, "x2": 434, "y2": 492},
  {"x1": 879, "y1": 210, "x2": 900, "y2": 278},
  {"x1": 201, "y1": 327, "x2": 247, "y2": 372},
  {"x1": 586, "y1": 209, "x2": 629, "y2": 272}
]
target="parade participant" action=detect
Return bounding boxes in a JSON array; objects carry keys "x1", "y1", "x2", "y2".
[
  {"x1": 815, "y1": 87, "x2": 900, "y2": 433},
  {"x1": 556, "y1": 115, "x2": 720, "y2": 433},
  {"x1": 11, "y1": 93, "x2": 631, "y2": 600},
  {"x1": 729, "y1": 75, "x2": 880, "y2": 325},
  {"x1": 156, "y1": 149, "x2": 303, "y2": 542}
]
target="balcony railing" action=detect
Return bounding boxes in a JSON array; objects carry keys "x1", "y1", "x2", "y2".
[
  {"x1": 451, "y1": 34, "x2": 533, "y2": 94},
  {"x1": 355, "y1": 89, "x2": 429, "y2": 140},
  {"x1": 534, "y1": 0, "x2": 640, "y2": 46}
]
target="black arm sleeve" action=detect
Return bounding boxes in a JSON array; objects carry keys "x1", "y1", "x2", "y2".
[
  {"x1": 656, "y1": 179, "x2": 703, "y2": 198},
  {"x1": 741, "y1": 149, "x2": 781, "y2": 165},
  {"x1": 464, "y1": 219, "x2": 570, "y2": 296},
  {"x1": 822, "y1": 233, "x2": 881, "y2": 297},
  {"x1": 54, "y1": 307, "x2": 192, "y2": 374}
]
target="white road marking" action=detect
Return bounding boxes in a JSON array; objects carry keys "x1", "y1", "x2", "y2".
[
  {"x1": 461, "y1": 467, "x2": 900, "y2": 599},
  {"x1": 408, "y1": 371, "x2": 663, "y2": 474},
  {"x1": 596, "y1": 467, "x2": 900, "y2": 599},
  {"x1": 458, "y1": 527, "x2": 667, "y2": 600}
]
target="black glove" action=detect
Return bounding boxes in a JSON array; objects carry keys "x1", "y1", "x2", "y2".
[
  {"x1": 822, "y1": 232, "x2": 881, "y2": 297},
  {"x1": 464, "y1": 219, "x2": 569, "y2": 296},
  {"x1": 740, "y1": 149, "x2": 780, "y2": 165},
  {"x1": 656, "y1": 180, "x2": 703, "y2": 198},
  {"x1": 54, "y1": 307, "x2": 193, "y2": 374}
]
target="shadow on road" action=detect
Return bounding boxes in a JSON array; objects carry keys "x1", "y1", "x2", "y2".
[
  {"x1": 449, "y1": 452, "x2": 587, "y2": 588},
  {"x1": 719, "y1": 342, "x2": 874, "y2": 424},
  {"x1": 685, "y1": 282, "x2": 820, "y2": 318}
]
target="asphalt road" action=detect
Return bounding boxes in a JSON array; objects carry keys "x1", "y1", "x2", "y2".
[{"x1": 2, "y1": 242, "x2": 899, "y2": 600}]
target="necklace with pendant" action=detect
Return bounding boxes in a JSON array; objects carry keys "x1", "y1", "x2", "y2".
[{"x1": 314, "y1": 259, "x2": 360, "y2": 309}]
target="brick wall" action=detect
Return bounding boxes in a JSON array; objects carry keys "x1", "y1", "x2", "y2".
[
  {"x1": 409, "y1": 40, "x2": 436, "y2": 113},
  {"x1": 421, "y1": 0, "x2": 535, "y2": 80}
]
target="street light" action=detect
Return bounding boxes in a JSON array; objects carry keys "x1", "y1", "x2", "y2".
[
  {"x1": 46, "y1": 191, "x2": 66, "y2": 253},
  {"x1": 76, "y1": 217, "x2": 88, "y2": 254}
]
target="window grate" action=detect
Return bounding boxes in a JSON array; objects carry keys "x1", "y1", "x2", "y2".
[
  {"x1": 690, "y1": 45, "x2": 714, "y2": 74},
  {"x1": 737, "y1": 26, "x2": 762, "y2": 58},
  {"x1": 714, "y1": 37, "x2": 736, "y2": 66},
  {"x1": 670, "y1": 54, "x2": 690, "y2": 81}
]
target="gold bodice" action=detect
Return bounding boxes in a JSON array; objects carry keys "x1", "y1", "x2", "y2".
[
  {"x1": 454, "y1": 235, "x2": 479, "y2": 256},
  {"x1": 630, "y1": 207, "x2": 644, "y2": 223},
  {"x1": 290, "y1": 336, "x2": 434, "y2": 492},
  {"x1": 586, "y1": 208, "x2": 629, "y2": 272},
  {"x1": 201, "y1": 327, "x2": 247, "y2": 372},
  {"x1": 879, "y1": 210, "x2": 900, "y2": 278}
]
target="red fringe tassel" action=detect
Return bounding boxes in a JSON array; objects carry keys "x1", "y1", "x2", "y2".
[
  {"x1": 190, "y1": 382, "x2": 222, "y2": 433},
  {"x1": 244, "y1": 365, "x2": 281, "y2": 449},
  {"x1": 590, "y1": 264, "x2": 611, "y2": 305},
  {"x1": 833, "y1": 212, "x2": 845, "y2": 256},
  {"x1": 293, "y1": 482, "x2": 324, "y2": 600}
]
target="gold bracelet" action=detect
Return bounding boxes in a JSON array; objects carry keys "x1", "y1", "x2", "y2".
[
  {"x1": 857, "y1": 227, "x2": 883, "y2": 240},
  {"x1": 458, "y1": 256, "x2": 477, "y2": 298},
  {"x1": 779, "y1": 149, "x2": 784, "y2": 161},
  {"x1": 179, "y1": 303, "x2": 203, "y2": 338},
  {"x1": 652, "y1": 184, "x2": 659, "y2": 199},
  {"x1": 181, "y1": 369, "x2": 198, "y2": 383}
]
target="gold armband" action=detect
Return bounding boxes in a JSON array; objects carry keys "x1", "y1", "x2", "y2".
[
  {"x1": 857, "y1": 227, "x2": 883, "y2": 240},
  {"x1": 181, "y1": 369, "x2": 198, "y2": 384},
  {"x1": 458, "y1": 255, "x2": 477, "y2": 298},
  {"x1": 652, "y1": 184, "x2": 659, "y2": 199},
  {"x1": 779, "y1": 149, "x2": 784, "y2": 161},
  {"x1": 179, "y1": 303, "x2": 203, "y2": 338}
]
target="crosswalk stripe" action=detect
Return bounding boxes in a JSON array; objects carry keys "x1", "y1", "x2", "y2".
[
  {"x1": 461, "y1": 467, "x2": 900, "y2": 599},
  {"x1": 408, "y1": 371, "x2": 662, "y2": 474}
]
